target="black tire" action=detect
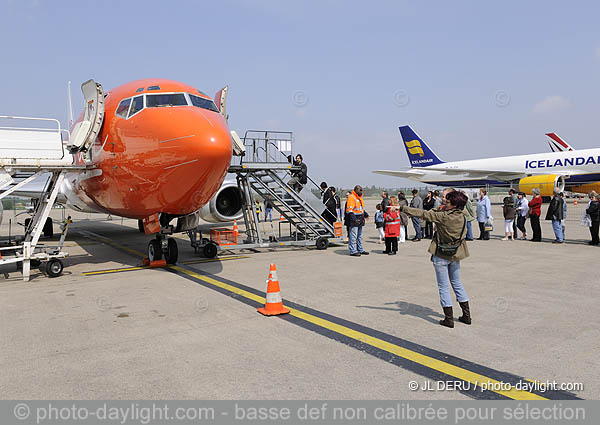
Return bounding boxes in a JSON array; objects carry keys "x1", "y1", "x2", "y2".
[
  {"x1": 148, "y1": 239, "x2": 162, "y2": 261},
  {"x1": 316, "y1": 236, "x2": 329, "y2": 250},
  {"x1": 46, "y1": 259, "x2": 64, "y2": 278},
  {"x1": 138, "y1": 219, "x2": 144, "y2": 233},
  {"x1": 43, "y1": 217, "x2": 53, "y2": 238},
  {"x1": 203, "y1": 242, "x2": 218, "y2": 258},
  {"x1": 165, "y1": 238, "x2": 178, "y2": 264}
]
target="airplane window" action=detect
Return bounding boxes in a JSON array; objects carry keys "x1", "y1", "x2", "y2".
[
  {"x1": 129, "y1": 96, "x2": 144, "y2": 117},
  {"x1": 146, "y1": 93, "x2": 187, "y2": 108},
  {"x1": 189, "y1": 94, "x2": 219, "y2": 113},
  {"x1": 115, "y1": 98, "x2": 131, "y2": 118},
  {"x1": 147, "y1": 86, "x2": 161, "y2": 91},
  {"x1": 135, "y1": 87, "x2": 144, "y2": 93}
]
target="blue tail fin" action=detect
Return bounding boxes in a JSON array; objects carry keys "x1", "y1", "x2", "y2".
[{"x1": 399, "y1": 125, "x2": 444, "y2": 167}]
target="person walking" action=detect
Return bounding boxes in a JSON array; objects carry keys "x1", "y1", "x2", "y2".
[
  {"x1": 346, "y1": 185, "x2": 369, "y2": 256},
  {"x1": 423, "y1": 190, "x2": 436, "y2": 239},
  {"x1": 400, "y1": 190, "x2": 471, "y2": 328},
  {"x1": 288, "y1": 154, "x2": 307, "y2": 192},
  {"x1": 502, "y1": 196, "x2": 515, "y2": 241},
  {"x1": 264, "y1": 195, "x2": 273, "y2": 222},
  {"x1": 374, "y1": 203, "x2": 385, "y2": 244},
  {"x1": 384, "y1": 196, "x2": 401, "y2": 255},
  {"x1": 528, "y1": 188, "x2": 543, "y2": 242},
  {"x1": 398, "y1": 191, "x2": 409, "y2": 243},
  {"x1": 334, "y1": 188, "x2": 342, "y2": 221},
  {"x1": 546, "y1": 188, "x2": 565, "y2": 243},
  {"x1": 586, "y1": 192, "x2": 600, "y2": 245},
  {"x1": 462, "y1": 191, "x2": 475, "y2": 241},
  {"x1": 515, "y1": 192, "x2": 529, "y2": 240},
  {"x1": 321, "y1": 186, "x2": 337, "y2": 225},
  {"x1": 254, "y1": 199, "x2": 262, "y2": 221},
  {"x1": 476, "y1": 188, "x2": 491, "y2": 240},
  {"x1": 409, "y1": 189, "x2": 423, "y2": 241}
]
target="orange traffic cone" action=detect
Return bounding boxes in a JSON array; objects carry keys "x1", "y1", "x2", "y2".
[
  {"x1": 257, "y1": 264, "x2": 290, "y2": 316},
  {"x1": 233, "y1": 219, "x2": 239, "y2": 238}
]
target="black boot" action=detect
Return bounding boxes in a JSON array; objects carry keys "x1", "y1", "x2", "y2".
[
  {"x1": 439, "y1": 307, "x2": 454, "y2": 328},
  {"x1": 458, "y1": 301, "x2": 471, "y2": 325}
]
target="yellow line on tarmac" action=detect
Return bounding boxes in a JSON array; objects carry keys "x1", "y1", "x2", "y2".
[
  {"x1": 82, "y1": 256, "x2": 248, "y2": 276},
  {"x1": 171, "y1": 265, "x2": 547, "y2": 401}
]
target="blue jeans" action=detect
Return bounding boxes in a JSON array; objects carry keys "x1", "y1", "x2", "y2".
[
  {"x1": 265, "y1": 208, "x2": 272, "y2": 222},
  {"x1": 411, "y1": 217, "x2": 422, "y2": 238},
  {"x1": 466, "y1": 220, "x2": 473, "y2": 240},
  {"x1": 431, "y1": 255, "x2": 469, "y2": 308},
  {"x1": 348, "y1": 226, "x2": 364, "y2": 254},
  {"x1": 552, "y1": 219, "x2": 564, "y2": 242}
]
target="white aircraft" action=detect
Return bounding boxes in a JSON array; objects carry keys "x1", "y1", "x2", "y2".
[{"x1": 373, "y1": 126, "x2": 600, "y2": 196}]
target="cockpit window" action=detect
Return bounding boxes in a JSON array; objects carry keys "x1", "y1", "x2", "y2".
[
  {"x1": 115, "y1": 98, "x2": 131, "y2": 118},
  {"x1": 147, "y1": 85, "x2": 161, "y2": 91},
  {"x1": 129, "y1": 95, "x2": 144, "y2": 117},
  {"x1": 146, "y1": 93, "x2": 187, "y2": 108},
  {"x1": 189, "y1": 94, "x2": 219, "y2": 113}
]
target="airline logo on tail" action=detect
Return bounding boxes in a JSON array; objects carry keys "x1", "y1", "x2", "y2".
[
  {"x1": 399, "y1": 125, "x2": 444, "y2": 167},
  {"x1": 405, "y1": 140, "x2": 424, "y2": 157}
]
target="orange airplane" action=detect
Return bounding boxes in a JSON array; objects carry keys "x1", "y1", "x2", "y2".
[{"x1": 16, "y1": 78, "x2": 242, "y2": 263}]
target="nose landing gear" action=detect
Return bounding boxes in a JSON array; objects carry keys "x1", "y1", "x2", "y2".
[{"x1": 147, "y1": 235, "x2": 178, "y2": 264}]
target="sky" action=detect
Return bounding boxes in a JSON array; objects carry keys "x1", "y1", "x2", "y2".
[{"x1": 1, "y1": 0, "x2": 600, "y2": 189}]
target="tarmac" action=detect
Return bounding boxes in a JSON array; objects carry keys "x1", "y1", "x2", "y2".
[{"x1": 0, "y1": 199, "x2": 597, "y2": 400}]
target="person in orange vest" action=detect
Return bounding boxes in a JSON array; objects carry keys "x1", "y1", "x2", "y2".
[
  {"x1": 346, "y1": 185, "x2": 369, "y2": 256},
  {"x1": 384, "y1": 196, "x2": 401, "y2": 255}
]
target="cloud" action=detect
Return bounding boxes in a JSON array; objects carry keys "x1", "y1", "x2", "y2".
[{"x1": 532, "y1": 95, "x2": 571, "y2": 114}]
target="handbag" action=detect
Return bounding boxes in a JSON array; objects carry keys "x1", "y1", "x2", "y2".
[
  {"x1": 484, "y1": 216, "x2": 494, "y2": 232},
  {"x1": 436, "y1": 217, "x2": 466, "y2": 257}
]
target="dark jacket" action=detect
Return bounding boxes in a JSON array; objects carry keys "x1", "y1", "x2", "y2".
[
  {"x1": 423, "y1": 196, "x2": 435, "y2": 211},
  {"x1": 398, "y1": 198, "x2": 409, "y2": 226},
  {"x1": 381, "y1": 197, "x2": 390, "y2": 213},
  {"x1": 545, "y1": 196, "x2": 564, "y2": 221},
  {"x1": 402, "y1": 206, "x2": 469, "y2": 261},
  {"x1": 587, "y1": 201, "x2": 600, "y2": 222},
  {"x1": 292, "y1": 162, "x2": 307, "y2": 184}
]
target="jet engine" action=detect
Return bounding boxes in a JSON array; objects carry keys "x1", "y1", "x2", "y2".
[
  {"x1": 518, "y1": 174, "x2": 565, "y2": 196},
  {"x1": 196, "y1": 180, "x2": 244, "y2": 223}
]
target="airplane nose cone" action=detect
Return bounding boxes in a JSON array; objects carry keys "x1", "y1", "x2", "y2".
[{"x1": 159, "y1": 109, "x2": 232, "y2": 213}]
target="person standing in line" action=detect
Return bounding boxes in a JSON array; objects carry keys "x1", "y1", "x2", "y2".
[
  {"x1": 400, "y1": 190, "x2": 472, "y2": 328},
  {"x1": 423, "y1": 190, "x2": 436, "y2": 239},
  {"x1": 502, "y1": 196, "x2": 515, "y2": 241},
  {"x1": 509, "y1": 189, "x2": 518, "y2": 236},
  {"x1": 264, "y1": 195, "x2": 273, "y2": 222},
  {"x1": 462, "y1": 191, "x2": 475, "y2": 241},
  {"x1": 476, "y1": 188, "x2": 491, "y2": 240},
  {"x1": 322, "y1": 186, "x2": 338, "y2": 225},
  {"x1": 545, "y1": 188, "x2": 565, "y2": 243},
  {"x1": 384, "y1": 196, "x2": 401, "y2": 255},
  {"x1": 374, "y1": 203, "x2": 385, "y2": 244},
  {"x1": 560, "y1": 192, "x2": 567, "y2": 239},
  {"x1": 397, "y1": 191, "x2": 409, "y2": 242},
  {"x1": 586, "y1": 192, "x2": 600, "y2": 245},
  {"x1": 409, "y1": 189, "x2": 423, "y2": 241},
  {"x1": 343, "y1": 191, "x2": 351, "y2": 243},
  {"x1": 346, "y1": 185, "x2": 369, "y2": 256},
  {"x1": 334, "y1": 188, "x2": 342, "y2": 221},
  {"x1": 515, "y1": 192, "x2": 529, "y2": 240},
  {"x1": 381, "y1": 191, "x2": 390, "y2": 216},
  {"x1": 528, "y1": 188, "x2": 543, "y2": 242},
  {"x1": 433, "y1": 190, "x2": 442, "y2": 209}
]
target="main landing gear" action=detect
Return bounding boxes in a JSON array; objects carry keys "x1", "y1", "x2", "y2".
[{"x1": 147, "y1": 235, "x2": 178, "y2": 264}]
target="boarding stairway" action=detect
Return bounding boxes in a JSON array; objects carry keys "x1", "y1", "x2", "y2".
[
  {"x1": 228, "y1": 131, "x2": 339, "y2": 249},
  {"x1": 0, "y1": 80, "x2": 104, "y2": 280}
]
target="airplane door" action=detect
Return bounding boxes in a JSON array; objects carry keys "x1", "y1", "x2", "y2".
[
  {"x1": 68, "y1": 79, "x2": 105, "y2": 155},
  {"x1": 214, "y1": 86, "x2": 228, "y2": 120}
]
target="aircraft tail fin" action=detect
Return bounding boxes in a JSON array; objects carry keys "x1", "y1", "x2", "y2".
[
  {"x1": 545, "y1": 133, "x2": 574, "y2": 152},
  {"x1": 399, "y1": 125, "x2": 444, "y2": 167}
]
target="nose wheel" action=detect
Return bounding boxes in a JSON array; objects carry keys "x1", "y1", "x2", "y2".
[{"x1": 147, "y1": 237, "x2": 178, "y2": 264}]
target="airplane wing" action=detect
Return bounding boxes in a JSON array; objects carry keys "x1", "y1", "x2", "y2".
[{"x1": 373, "y1": 169, "x2": 426, "y2": 178}]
